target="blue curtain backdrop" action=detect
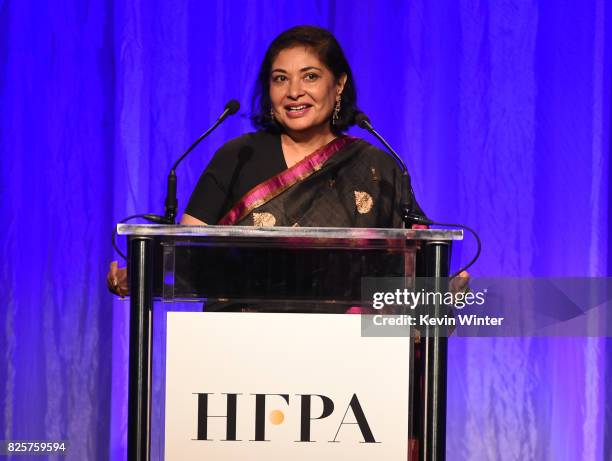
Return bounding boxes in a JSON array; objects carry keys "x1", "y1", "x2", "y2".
[{"x1": 1, "y1": 1, "x2": 610, "y2": 460}]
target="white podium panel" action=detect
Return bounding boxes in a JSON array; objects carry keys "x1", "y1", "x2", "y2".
[{"x1": 165, "y1": 312, "x2": 411, "y2": 460}]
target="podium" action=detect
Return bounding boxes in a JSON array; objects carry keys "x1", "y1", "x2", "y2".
[{"x1": 117, "y1": 224, "x2": 462, "y2": 461}]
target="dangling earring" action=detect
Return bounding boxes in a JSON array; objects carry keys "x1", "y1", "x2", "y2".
[
  {"x1": 332, "y1": 95, "x2": 342, "y2": 125},
  {"x1": 270, "y1": 108, "x2": 275, "y2": 122}
]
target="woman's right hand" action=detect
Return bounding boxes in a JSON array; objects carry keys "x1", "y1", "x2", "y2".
[
  {"x1": 107, "y1": 261, "x2": 129, "y2": 296},
  {"x1": 107, "y1": 214, "x2": 201, "y2": 297}
]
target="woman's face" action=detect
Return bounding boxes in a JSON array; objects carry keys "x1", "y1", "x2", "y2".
[{"x1": 269, "y1": 46, "x2": 346, "y2": 138}]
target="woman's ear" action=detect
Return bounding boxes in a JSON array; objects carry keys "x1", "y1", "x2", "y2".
[{"x1": 337, "y1": 73, "x2": 348, "y2": 94}]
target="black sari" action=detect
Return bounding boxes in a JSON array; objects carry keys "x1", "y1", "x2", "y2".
[{"x1": 218, "y1": 135, "x2": 423, "y2": 228}]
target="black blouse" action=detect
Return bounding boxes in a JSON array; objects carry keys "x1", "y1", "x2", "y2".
[{"x1": 185, "y1": 132, "x2": 286, "y2": 224}]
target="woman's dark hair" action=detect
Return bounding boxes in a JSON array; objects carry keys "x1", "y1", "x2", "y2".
[{"x1": 251, "y1": 25, "x2": 359, "y2": 134}]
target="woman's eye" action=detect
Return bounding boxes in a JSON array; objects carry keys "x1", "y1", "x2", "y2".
[
  {"x1": 304, "y1": 73, "x2": 320, "y2": 81},
  {"x1": 272, "y1": 75, "x2": 287, "y2": 82}
]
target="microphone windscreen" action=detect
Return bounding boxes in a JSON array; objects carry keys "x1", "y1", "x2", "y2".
[
  {"x1": 225, "y1": 99, "x2": 241, "y2": 115},
  {"x1": 354, "y1": 112, "x2": 371, "y2": 129}
]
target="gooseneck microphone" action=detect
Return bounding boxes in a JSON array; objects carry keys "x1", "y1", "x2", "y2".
[
  {"x1": 354, "y1": 111, "x2": 481, "y2": 277},
  {"x1": 163, "y1": 99, "x2": 240, "y2": 223},
  {"x1": 112, "y1": 100, "x2": 240, "y2": 261},
  {"x1": 355, "y1": 112, "x2": 429, "y2": 226}
]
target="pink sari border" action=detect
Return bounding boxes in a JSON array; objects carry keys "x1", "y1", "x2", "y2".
[{"x1": 218, "y1": 136, "x2": 357, "y2": 225}]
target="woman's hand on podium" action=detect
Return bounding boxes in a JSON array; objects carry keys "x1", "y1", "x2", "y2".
[
  {"x1": 107, "y1": 261, "x2": 129, "y2": 297},
  {"x1": 106, "y1": 214, "x2": 201, "y2": 297},
  {"x1": 450, "y1": 271, "x2": 470, "y2": 294}
]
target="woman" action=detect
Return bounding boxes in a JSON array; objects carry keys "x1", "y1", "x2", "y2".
[
  {"x1": 182, "y1": 25, "x2": 423, "y2": 228},
  {"x1": 108, "y1": 25, "x2": 424, "y2": 294}
]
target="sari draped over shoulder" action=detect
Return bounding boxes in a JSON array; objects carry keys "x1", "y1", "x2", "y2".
[{"x1": 218, "y1": 135, "x2": 411, "y2": 229}]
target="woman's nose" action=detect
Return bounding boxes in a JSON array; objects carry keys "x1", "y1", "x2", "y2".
[{"x1": 287, "y1": 79, "x2": 304, "y2": 99}]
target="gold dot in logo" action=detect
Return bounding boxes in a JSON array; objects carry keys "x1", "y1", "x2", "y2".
[{"x1": 269, "y1": 410, "x2": 284, "y2": 425}]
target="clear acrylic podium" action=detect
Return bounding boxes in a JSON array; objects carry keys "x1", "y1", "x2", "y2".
[{"x1": 116, "y1": 224, "x2": 462, "y2": 461}]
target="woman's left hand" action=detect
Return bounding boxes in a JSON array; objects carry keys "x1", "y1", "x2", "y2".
[{"x1": 450, "y1": 271, "x2": 470, "y2": 294}]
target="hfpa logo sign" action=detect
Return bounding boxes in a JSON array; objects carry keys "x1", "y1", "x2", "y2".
[{"x1": 194, "y1": 393, "x2": 378, "y2": 443}]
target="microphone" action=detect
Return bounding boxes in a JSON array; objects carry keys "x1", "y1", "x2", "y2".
[
  {"x1": 355, "y1": 112, "x2": 483, "y2": 278},
  {"x1": 162, "y1": 99, "x2": 240, "y2": 223},
  {"x1": 355, "y1": 112, "x2": 430, "y2": 226},
  {"x1": 112, "y1": 100, "x2": 240, "y2": 261}
]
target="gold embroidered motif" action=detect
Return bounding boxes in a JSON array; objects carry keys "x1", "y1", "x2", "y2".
[
  {"x1": 354, "y1": 191, "x2": 374, "y2": 214},
  {"x1": 371, "y1": 167, "x2": 380, "y2": 181},
  {"x1": 292, "y1": 222, "x2": 300, "y2": 227},
  {"x1": 253, "y1": 212, "x2": 276, "y2": 227}
]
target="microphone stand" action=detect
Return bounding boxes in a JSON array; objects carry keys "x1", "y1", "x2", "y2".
[
  {"x1": 355, "y1": 113, "x2": 481, "y2": 278},
  {"x1": 112, "y1": 99, "x2": 240, "y2": 260},
  {"x1": 355, "y1": 114, "x2": 430, "y2": 228},
  {"x1": 163, "y1": 100, "x2": 240, "y2": 223}
]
